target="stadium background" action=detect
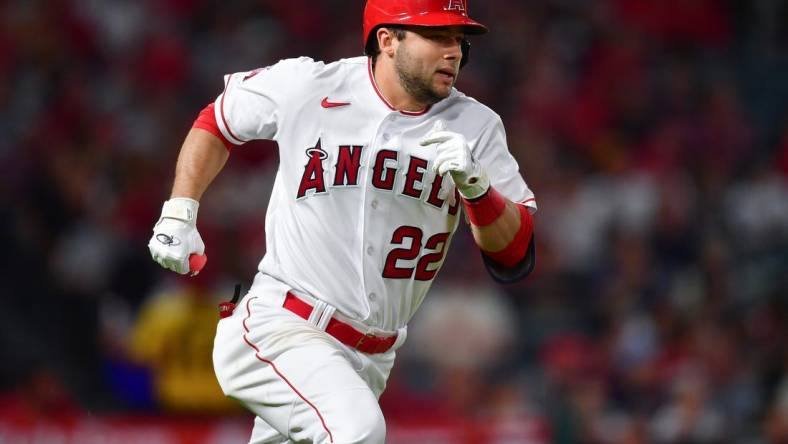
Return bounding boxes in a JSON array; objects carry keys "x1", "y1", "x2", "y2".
[{"x1": 1, "y1": 0, "x2": 787, "y2": 442}]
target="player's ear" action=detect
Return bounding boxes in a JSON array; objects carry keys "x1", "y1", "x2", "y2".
[{"x1": 377, "y1": 27, "x2": 397, "y2": 57}]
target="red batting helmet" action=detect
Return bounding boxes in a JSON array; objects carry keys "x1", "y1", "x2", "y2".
[{"x1": 363, "y1": 0, "x2": 488, "y2": 67}]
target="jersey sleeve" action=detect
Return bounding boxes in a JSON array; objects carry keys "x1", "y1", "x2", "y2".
[
  {"x1": 213, "y1": 57, "x2": 322, "y2": 145},
  {"x1": 472, "y1": 116, "x2": 537, "y2": 213}
]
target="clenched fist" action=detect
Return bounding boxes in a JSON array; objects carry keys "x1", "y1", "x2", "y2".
[
  {"x1": 420, "y1": 120, "x2": 490, "y2": 200},
  {"x1": 148, "y1": 197, "x2": 206, "y2": 275}
]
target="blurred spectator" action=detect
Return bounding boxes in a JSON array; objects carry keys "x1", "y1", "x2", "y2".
[
  {"x1": 650, "y1": 365, "x2": 726, "y2": 443},
  {"x1": 124, "y1": 279, "x2": 240, "y2": 413}
]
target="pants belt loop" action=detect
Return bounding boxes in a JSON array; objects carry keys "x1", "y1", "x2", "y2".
[
  {"x1": 307, "y1": 300, "x2": 327, "y2": 327},
  {"x1": 315, "y1": 305, "x2": 335, "y2": 331},
  {"x1": 391, "y1": 326, "x2": 408, "y2": 351}
]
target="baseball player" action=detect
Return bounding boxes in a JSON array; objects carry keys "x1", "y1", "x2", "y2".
[{"x1": 148, "y1": 0, "x2": 536, "y2": 442}]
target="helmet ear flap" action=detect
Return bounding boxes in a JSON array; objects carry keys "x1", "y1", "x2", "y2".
[{"x1": 460, "y1": 39, "x2": 471, "y2": 69}]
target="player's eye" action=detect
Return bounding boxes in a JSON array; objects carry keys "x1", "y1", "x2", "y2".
[{"x1": 431, "y1": 34, "x2": 461, "y2": 45}]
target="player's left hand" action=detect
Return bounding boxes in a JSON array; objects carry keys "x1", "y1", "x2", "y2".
[{"x1": 420, "y1": 120, "x2": 490, "y2": 199}]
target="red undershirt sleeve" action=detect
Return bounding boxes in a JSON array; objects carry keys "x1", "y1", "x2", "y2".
[
  {"x1": 192, "y1": 103, "x2": 233, "y2": 150},
  {"x1": 480, "y1": 203, "x2": 534, "y2": 268},
  {"x1": 462, "y1": 187, "x2": 536, "y2": 282}
]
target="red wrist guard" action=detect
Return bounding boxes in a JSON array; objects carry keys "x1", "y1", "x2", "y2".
[
  {"x1": 483, "y1": 204, "x2": 534, "y2": 268},
  {"x1": 193, "y1": 103, "x2": 233, "y2": 150},
  {"x1": 462, "y1": 187, "x2": 508, "y2": 226}
]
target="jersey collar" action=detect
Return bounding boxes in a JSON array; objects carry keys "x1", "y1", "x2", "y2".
[{"x1": 367, "y1": 57, "x2": 432, "y2": 117}]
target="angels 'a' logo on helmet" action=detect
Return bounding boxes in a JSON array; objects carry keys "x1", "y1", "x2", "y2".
[{"x1": 444, "y1": 0, "x2": 466, "y2": 12}]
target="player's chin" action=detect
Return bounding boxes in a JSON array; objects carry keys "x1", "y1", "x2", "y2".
[{"x1": 431, "y1": 79, "x2": 454, "y2": 98}]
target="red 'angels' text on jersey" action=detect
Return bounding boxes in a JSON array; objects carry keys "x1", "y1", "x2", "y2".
[{"x1": 214, "y1": 56, "x2": 537, "y2": 331}]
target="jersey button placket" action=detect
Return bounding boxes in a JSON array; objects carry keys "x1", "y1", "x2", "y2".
[{"x1": 360, "y1": 116, "x2": 393, "y2": 325}]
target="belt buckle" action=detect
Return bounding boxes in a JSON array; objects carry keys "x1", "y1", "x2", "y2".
[{"x1": 356, "y1": 332, "x2": 376, "y2": 349}]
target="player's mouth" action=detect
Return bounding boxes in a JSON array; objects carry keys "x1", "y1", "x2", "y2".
[{"x1": 436, "y1": 68, "x2": 456, "y2": 83}]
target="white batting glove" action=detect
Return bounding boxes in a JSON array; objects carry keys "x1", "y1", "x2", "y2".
[
  {"x1": 420, "y1": 120, "x2": 490, "y2": 200},
  {"x1": 148, "y1": 197, "x2": 205, "y2": 275}
]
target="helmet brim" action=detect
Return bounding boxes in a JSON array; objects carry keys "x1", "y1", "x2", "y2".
[{"x1": 382, "y1": 12, "x2": 488, "y2": 35}]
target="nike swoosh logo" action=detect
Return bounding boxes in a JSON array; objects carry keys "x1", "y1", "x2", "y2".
[{"x1": 321, "y1": 97, "x2": 351, "y2": 108}]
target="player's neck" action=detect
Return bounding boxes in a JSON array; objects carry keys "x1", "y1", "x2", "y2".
[{"x1": 372, "y1": 58, "x2": 429, "y2": 113}]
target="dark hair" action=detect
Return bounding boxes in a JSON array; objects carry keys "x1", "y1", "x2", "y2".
[{"x1": 365, "y1": 26, "x2": 407, "y2": 58}]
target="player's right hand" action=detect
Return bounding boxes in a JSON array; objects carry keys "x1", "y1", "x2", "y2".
[{"x1": 148, "y1": 197, "x2": 205, "y2": 276}]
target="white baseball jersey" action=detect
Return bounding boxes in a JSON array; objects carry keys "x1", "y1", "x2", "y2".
[{"x1": 213, "y1": 56, "x2": 536, "y2": 332}]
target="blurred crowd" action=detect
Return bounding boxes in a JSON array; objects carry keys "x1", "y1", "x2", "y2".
[{"x1": 1, "y1": 0, "x2": 787, "y2": 442}]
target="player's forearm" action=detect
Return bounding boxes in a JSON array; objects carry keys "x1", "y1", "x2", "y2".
[
  {"x1": 469, "y1": 200, "x2": 522, "y2": 250},
  {"x1": 462, "y1": 187, "x2": 534, "y2": 268},
  {"x1": 171, "y1": 128, "x2": 230, "y2": 200}
]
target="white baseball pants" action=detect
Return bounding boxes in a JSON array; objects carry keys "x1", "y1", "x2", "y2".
[{"x1": 212, "y1": 289, "x2": 400, "y2": 444}]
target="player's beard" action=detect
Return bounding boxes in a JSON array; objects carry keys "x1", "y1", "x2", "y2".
[{"x1": 394, "y1": 45, "x2": 452, "y2": 106}]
